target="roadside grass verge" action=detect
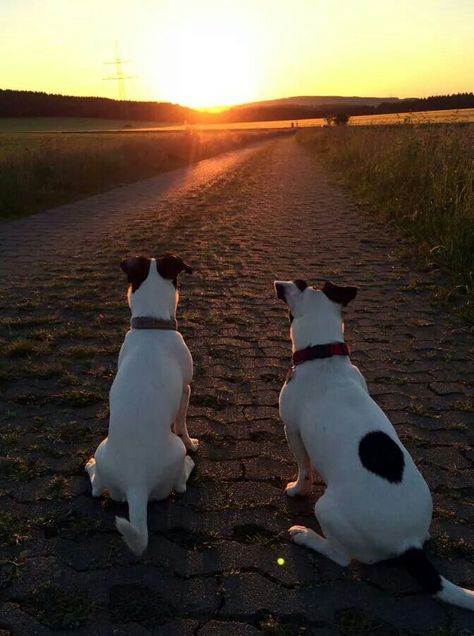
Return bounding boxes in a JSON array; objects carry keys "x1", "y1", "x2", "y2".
[
  {"x1": 299, "y1": 124, "x2": 474, "y2": 317},
  {"x1": 0, "y1": 129, "x2": 287, "y2": 221}
]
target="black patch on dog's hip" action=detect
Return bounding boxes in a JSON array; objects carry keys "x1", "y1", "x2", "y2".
[{"x1": 359, "y1": 431, "x2": 405, "y2": 483}]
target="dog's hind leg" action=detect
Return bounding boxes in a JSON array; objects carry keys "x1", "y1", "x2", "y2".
[
  {"x1": 174, "y1": 455, "x2": 195, "y2": 493},
  {"x1": 289, "y1": 494, "x2": 351, "y2": 566},
  {"x1": 173, "y1": 385, "x2": 199, "y2": 452},
  {"x1": 289, "y1": 525, "x2": 350, "y2": 566},
  {"x1": 284, "y1": 426, "x2": 312, "y2": 496}
]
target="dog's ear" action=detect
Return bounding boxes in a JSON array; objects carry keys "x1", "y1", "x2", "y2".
[
  {"x1": 322, "y1": 281, "x2": 358, "y2": 306},
  {"x1": 274, "y1": 280, "x2": 307, "y2": 309},
  {"x1": 293, "y1": 279, "x2": 308, "y2": 292},
  {"x1": 275, "y1": 281, "x2": 287, "y2": 303},
  {"x1": 120, "y1": 256, "x2": 151, "y2": 292},
  {"x1": 156, "y1": 254, "x2": 193, "y2": 286}
]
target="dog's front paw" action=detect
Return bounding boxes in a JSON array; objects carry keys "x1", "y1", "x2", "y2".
[
  {"x1": 185, "y1": 438, "x2": 199, "y2": 452},
  {"x1": 285, "y1": 480, "x2": 308, "y2": 497}
]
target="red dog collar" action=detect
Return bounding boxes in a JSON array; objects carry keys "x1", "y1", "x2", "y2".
[{"x1": 292, "y1": 342, "x2": 350, "y2": 366}]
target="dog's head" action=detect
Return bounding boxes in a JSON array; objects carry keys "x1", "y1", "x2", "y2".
[
  {"x1": 274, "y1": 279, "x2": 357, "y2": 349},
  {"x1": 120, "y1": 254, "x2": 192, "y2": 319}
]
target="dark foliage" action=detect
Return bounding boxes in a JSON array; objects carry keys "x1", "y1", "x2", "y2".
[
  {"x1": 0, "y1": 89, "x2": 208, "y2": 123},
  {"x1": 325, "y1": 112, "x2": 350, "y2": 126},
  {"x1": 374, "y1": 92, "x2": 474, "y2": 115},
  {"x1": 1, "y1": 89, "x2": 473, "y2": 124}
]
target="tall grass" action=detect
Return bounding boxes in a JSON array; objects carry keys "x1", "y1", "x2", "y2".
[
  {"x1": 0, "y1": 129, "x2": 286, "y2": 221},
  {"x1": 299, "y1": 124, "x2": 474, "y2": 313}
]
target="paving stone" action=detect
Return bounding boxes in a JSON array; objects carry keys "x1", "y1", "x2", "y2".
[
  {"x1": 151, "y1": 619, "x2": 199, "y2": 635},
  {"x1": 221, "y1": 572, "x2": 296, "y2": 617},
  {"x1": 198, "y1": 621, "x2": 261, "y2": 635}
]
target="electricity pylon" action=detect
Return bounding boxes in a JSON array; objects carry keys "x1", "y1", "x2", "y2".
[{"x1": 104, "y1": 42, "x2": 135, "y2": 101}]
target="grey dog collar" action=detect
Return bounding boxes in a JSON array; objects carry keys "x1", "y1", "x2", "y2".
[{"x1": 131, "y1": 317, "x2": 177, "y2": 330}]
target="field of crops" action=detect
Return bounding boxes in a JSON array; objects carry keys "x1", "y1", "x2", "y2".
[
  {"x1": 351, "y1": 108, "x2": 474, "y2": 126},
  {"x1": 193, "y1": 108, "x2": 474, "y2": 129}
]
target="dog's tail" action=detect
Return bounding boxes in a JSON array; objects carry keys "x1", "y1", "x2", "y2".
[
  {"x1": 398, "y1": 547, "x2": 474, "y2": 611},
  {"x1": 115, "y1": 488, "x2": 148, "y2": 556}
]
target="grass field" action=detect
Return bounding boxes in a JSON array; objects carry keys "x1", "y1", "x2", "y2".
[
  {"x1": 0, "y1": 129, "x2": 288, "y2": 221},
  {"x1": 299, "y1": 124, "x2": 474, "y2": 317},
  {"x1": 0, "y1": 108, "x2": 472, "y2": 134},
  {"x1": 0, "y1": 117, "x2": 173, "y2": 133}
]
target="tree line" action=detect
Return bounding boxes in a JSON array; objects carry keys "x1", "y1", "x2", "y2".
[
  {"x1": 220, "y1": 93, "x2": 474, "y2": 123},
  {"x1": 1, "y1": 89, "x2": 472, "y2": 124},
  {"x1": 0, "y1": 89, "x2": 206, "y2": 123}
]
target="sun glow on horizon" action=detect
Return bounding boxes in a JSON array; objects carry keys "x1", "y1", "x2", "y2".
[{"x1": 163, "y1": 27, "x2": 257, "y2": 109}]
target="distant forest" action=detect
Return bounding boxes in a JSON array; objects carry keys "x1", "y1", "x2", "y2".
[
  {"x1": 0, "y1": 89, "x2": 473, "y2": 124},
  {"x1": 0, "y1": 89, "x2": 205, "y2": 123},
  {"x1": 223, "y1": 93, "x2": 474, "y2": 123}
]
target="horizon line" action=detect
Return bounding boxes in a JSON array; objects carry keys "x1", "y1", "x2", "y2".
[{"x1": 2, "y1": 86, "x2": 473, "y2": 113}]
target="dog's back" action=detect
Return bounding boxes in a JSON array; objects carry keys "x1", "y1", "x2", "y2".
[{"x1": 109, "y1": 329, "x2": 186, "y2": 439}]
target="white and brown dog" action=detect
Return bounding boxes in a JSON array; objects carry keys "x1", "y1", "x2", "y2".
[
  {"x1": 86, "y1": 255, "x2": 198, "y2": 556},
  {"x1": 275, "y1": 279, "x2": 474, "y2": 611}
]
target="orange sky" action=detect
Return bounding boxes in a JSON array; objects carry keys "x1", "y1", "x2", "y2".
[{"x1": 1, "y1": 0, "x2": 473, "y2": 108}]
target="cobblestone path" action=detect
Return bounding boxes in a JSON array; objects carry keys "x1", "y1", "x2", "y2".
[{"x1": 0, "y1": 137, "x2": 473, "y2": 635}]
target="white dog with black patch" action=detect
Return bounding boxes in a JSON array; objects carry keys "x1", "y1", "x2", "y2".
[
  {"x1": 86, "y1": 255, "x2": 198, "y2": 556},
  {"x1": 275, "y1": 279, "x2": 474, "y2": 611}
]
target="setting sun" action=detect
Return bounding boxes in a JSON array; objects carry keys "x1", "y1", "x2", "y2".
[
  {"x1": 140, "y1": 2, "x2": 263, "y2": 108},
  {"x1": 168, "y1": 27, "x2": 256, "y2": 109}
]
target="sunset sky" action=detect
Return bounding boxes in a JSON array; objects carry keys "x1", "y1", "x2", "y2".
[{"x1": 2, "y1": 0, "x2": 473, "y2": 109}]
